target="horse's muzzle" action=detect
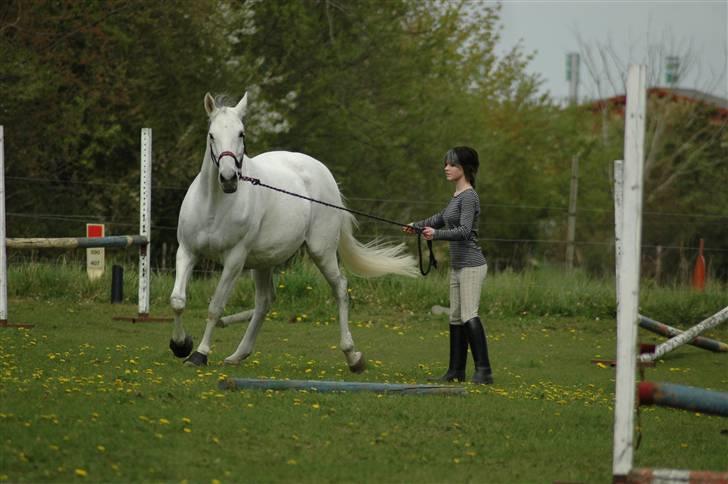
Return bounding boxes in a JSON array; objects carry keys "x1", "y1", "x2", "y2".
[{"x1": 220, "y1": 174, "x2": 238, "y2": 193}]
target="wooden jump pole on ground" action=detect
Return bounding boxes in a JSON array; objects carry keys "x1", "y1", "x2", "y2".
[
  {"x1": 219, "y1": 378, "x2": 468, "y2": 395},
  {"x1": 628, "y1": 468, "x2": 728, "y2": 483},
  {"x1": 638, "y1": 381, "x2": 728, "y2": 417},
  {"x1": 639, "y1": 306, "x2": 728, "y2": 363},
  {"x1": 638, "y1": 314, "x2": 728, "y2": 353}
]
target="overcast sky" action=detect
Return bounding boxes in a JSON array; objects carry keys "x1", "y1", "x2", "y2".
[{"x1": 490, "y1": 0, "x2": 727, "y2": 103}]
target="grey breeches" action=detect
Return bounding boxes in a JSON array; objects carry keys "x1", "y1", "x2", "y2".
[{"x1": 449, "y1": 263, "x2": 488, "y2": 325}]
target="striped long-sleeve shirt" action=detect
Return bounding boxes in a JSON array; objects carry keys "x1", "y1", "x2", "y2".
[{"x1": 413, "y1": 189, "x2": 486, "y2": 269}]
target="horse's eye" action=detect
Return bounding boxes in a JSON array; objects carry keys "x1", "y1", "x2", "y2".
[
  {"x1": 208, "y1": 133, "x2": 214, "y2": 140},
  {"x1": 238, "y1": 131, "x2": 245, "y2": 139}
]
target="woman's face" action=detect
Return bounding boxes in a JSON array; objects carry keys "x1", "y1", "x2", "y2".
[{"x1": 444, "y1": 161, "x2": 464, "y2": 182}]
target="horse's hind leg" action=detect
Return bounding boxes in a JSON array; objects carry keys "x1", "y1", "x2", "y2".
[
  {"x1": 309, "y1": 249, "x2": 366, "y2": 373},
  {"x1": 219, "y1": 309, "x2": 255, "y2": 327},
  {"x1": 224, "y1": 268, "x2": 275, "y2": 365}
]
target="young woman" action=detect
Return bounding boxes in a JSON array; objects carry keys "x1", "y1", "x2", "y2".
[{"x1": 403, "y1": 146, "x2": 493, "y2": 384}]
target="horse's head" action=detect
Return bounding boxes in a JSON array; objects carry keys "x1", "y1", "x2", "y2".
[{"x1": 204, "y1": 92, "x2": 248, "y2": 194}]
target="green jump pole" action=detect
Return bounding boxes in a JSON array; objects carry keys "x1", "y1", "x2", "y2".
[
  {"x1": 638, "y1": 381, "x2": 728, "y2": 417},
  {"x1": 639, "y1": 315, "x2": 728, "y2": 353},
  {"x1": 219, "y1": 378, "x2": 467, "y2": 395}
]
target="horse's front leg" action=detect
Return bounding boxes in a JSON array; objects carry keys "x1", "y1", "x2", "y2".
[
  {"x1": 169, "y1": 244, "x2": 197, "y2": 358},
  {"x1": 184, "y1": 249, "x2": 247, "y2": 366}
]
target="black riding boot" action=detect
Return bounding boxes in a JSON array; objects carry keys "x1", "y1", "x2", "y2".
[
  {"x1": 430, "y1": 324, "x2": 467, "y2": 382},
  {"x1": 464, "y1": 317, "x2": 493, "y2": 384}
]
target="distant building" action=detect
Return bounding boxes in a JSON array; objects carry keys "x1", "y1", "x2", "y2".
[{"x1": 590, "y1": 88, "x2": 728, "y2": 125}]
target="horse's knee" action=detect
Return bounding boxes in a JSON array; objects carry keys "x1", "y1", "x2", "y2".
[{"x1": 171, "y1": 295, "x2": 186, "y2": 313}]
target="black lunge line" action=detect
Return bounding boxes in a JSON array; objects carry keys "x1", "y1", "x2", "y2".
[{"x1": 239, "y1": 175, "x2": 437, "y2": 276}]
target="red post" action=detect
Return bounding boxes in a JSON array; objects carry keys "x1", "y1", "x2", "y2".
[{"x1": 691, "y1": 239, "x2": 705, "y2": 290}]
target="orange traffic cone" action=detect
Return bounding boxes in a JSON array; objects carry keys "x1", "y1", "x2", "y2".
[{"x1": 691, "y1": 239, "x2": 706, "y2": 291}]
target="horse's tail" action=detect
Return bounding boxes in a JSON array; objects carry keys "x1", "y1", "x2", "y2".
[{"x1": 338, "y1": 212, "x2": 419, "y2": 278}]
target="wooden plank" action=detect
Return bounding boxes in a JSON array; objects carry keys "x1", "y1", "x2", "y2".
[
  {"x1": 639, "y1": 306, "x2": 728, "y2": 362},
  {"x1": 6, "y1": 235, "x2": 148, "y2": 250},
  {"x1": 639, "y1": 314, "x2": 728, "y2": 353}
]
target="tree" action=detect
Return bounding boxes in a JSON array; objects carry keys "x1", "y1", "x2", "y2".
[{"x1": 575, "y1": 34, "x2": 728, "y2": 280}]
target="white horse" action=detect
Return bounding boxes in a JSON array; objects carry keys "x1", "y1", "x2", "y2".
[{"x1": 169, "y1": 92, "x2": 418, "y2": 371}]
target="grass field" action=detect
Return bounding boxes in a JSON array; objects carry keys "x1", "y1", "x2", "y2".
[{"x1": 1, "y1": 262, "x2": 727, "y2": 483}]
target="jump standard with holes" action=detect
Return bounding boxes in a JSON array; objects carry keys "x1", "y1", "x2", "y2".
[
  {"x1": 610, "y1": 65, "x2": 728, "y2": 484},
  {"x1": 0, "y1": 126, "x2": 170, "y2": 326}
]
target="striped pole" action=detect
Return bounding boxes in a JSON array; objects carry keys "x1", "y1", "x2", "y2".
[
  {"x1": 639, "y1": 306, "x2": 728, "y2": 363},
  {"x1": 638, "y1": 381, "x2": 728, "y2": 417},
  {"x1": 219, "y1": 378, "x2": 468, "y2": 395},
  {"x1": 639, "y1": 314, "x2": 728, "y2": 353},
  {"x1": 629, "y1": 468, "x2": 728, "y2": 483}
]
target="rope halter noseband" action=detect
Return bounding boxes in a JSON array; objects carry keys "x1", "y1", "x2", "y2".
[{"x1": 209, "y1": 145, "x2": 244, "y2": 171}]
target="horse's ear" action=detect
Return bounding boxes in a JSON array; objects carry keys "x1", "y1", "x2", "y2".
[
  {"x1": 204, "y1": 92, "x2": 216, "y2": 116},
  {"x1": 234, "y1": 92, "x2": 248, "y2": 119}
]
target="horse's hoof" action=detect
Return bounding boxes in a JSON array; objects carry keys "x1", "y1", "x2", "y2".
[
  {"x1": 223, "y1": 357, "x2": 241, "y2": 366},
  {"x1": 184, "y1": 351, "x2": 208, "y2": 367},
  {"x1": 169, "y1": 336, "x2": 193, "y2": 358},
  {"x1": 348, "y1": 352, "x2": 366, "y2": 374}
]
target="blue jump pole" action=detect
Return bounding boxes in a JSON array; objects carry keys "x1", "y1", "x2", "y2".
[
  {"x1": 638, "y1": 381, "x2": 728, "y2": 417},
  {"x1": 219, "y1": 378, "x2": 468, "y2": 395}
]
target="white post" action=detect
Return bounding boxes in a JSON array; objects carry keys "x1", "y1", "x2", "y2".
[
  {"x1": 566, "y1": 154, "x2": 579, "y2": 269},
  {"x1": 612, "y1": 64, "x2": 647, "y2": 480},
  {"x1": 614, "y1": 160, "x2": 624, "y2": 295},
  {"x1": 0, "y1": 126, "x2": 7, "y2": 323},
  {"x1": 138, "y1": 128, "x2": 152, "y2": 316}
]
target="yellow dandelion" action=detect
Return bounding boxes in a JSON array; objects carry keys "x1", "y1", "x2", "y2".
[
  {"x1": 97, "y1": 445, "x2": 106, "y2": 452},
  {"x1": 75, "y1": 468, "x2": 87, "y2": 477},
  {"x1": 183, "y1": 428, "x2": 192, "y2": 433},
  {"x1": 182, "y1": 417, "x2": 191, "y2": 424},
  {"x1": 287, "y1": 459, "x2": 297, "y2": 465}
]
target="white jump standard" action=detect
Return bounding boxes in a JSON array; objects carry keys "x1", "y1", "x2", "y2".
[
  {"x1": 611, "y1": 65, "x2": 728, "y2": 483},
  {"x1": 0, "y1": 127, "x2": 155, "y2": 324}
]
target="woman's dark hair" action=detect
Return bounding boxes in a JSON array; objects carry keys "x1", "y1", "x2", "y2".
[{"x1": 445, "y1": 146, "x2": 480, "y2": 188}]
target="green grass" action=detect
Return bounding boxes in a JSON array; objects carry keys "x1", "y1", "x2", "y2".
[{"x1": 1, "y1": 262, "x2": 727, "y2": 483}]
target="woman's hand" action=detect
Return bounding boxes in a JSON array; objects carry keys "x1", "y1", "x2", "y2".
[
  {"x1": 402, "y1": 223, "x2": 417, "y2": 235},
  {"x1": 422, "y1": 227, "x2": 435, "y2": 240}
]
